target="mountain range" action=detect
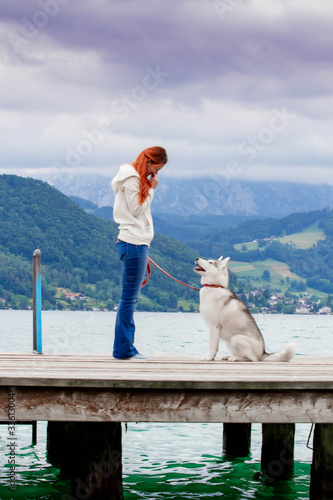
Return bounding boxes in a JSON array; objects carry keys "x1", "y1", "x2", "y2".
[{"x1": 40, "y1": 173, "x2": 333, "y2": 218}]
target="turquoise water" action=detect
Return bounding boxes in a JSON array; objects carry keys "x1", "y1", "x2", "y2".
[
  {"x1": 122, "y1": 422, "x2": 312, "y2": 500},
  {"x1": 0, "y1": 311, "x2": 332, "y2": 499}
]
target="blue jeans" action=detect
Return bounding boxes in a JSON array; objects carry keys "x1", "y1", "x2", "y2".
[{"x1": 113, "y1": 240, "x2": 148, "y2": 359}]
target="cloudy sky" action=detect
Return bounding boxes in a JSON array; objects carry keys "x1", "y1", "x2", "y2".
[{"x1": 0, "y1": 0, "x2": 332, "y2": 184}]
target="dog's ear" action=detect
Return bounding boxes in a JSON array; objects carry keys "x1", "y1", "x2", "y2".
[
  {"x1": 221, "y1": 257, "x2": 230, "y2": 267},
  {"x1": 218, "y1": 256, "x2": 223, "y2": 262}
]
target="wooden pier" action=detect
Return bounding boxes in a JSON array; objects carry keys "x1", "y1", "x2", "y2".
[{"x1": 1, "y1": 353, "x2": 333, "y2": 499}]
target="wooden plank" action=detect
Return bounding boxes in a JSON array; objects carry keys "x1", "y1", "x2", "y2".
[
  {"x1": 2, "y1": 358, "x2": 332, "y2": 370},
  {"x1": 1, "y1": 354, "x2": 332, "y2": 367},
  {"x1": 1, "y1": 363, "x2": 332, "y2": 375},
  {"x1": 1, "y1": 376, "x2": 333, "y2": 390},
  {"x1": 1, "y1": 353, "x2": 333, "y2": 364},
  {"x1": 1, "y1": 367, "x2": 333, "y2": 387},
  {"x1": 1, "y1": 367, "x2": 332, "y2": 378},
  {"x1": 3, "y1": 363, "x2": 333, "y2": 373},
  {"x1": 1, "y1": 387, "x2": 333, "y2": 423},
  {"x1": 1, "y1": 356, "x2": 333, "y2": 389},
  {"x1": 1, "y1": 358, "x2": 333, "y2": 369}
]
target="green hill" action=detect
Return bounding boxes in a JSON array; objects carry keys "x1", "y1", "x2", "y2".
[
  {"x1": 0, "y1": 175, "x2": 200, "y2": 311},
  {"x1": 234, "y1": 222, "x2": 326, "y2": 251},
  {"x1": 1, "y1": 175, "x2": 333, "y2": 313},
  {"x1": 187, "y1": 209, "x2": 329, "y2": 255},
  {"x1": 202, "y1": 209, "x2": 333, "y2": 298},
  {"x1": 228, "y1": 258, "x2": 327, "y2": 300}
]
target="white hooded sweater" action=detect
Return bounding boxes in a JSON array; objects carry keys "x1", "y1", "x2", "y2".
[{"x1": 111, "y1": 164, "x2": 155, "y2": 247}]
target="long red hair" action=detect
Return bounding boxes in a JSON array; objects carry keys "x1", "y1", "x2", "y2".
[{"x1": 132, "y1": 146, "x2": 168, "y2": 205}]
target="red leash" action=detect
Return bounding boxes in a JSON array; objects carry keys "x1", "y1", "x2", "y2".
[{"x1": 142, "y1": 257, "x2": 200, "y2": 291}]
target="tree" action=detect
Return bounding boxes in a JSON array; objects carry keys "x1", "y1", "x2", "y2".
[
  {"x1": 168, "y1": 293, "x2": 178, "y2": 309},
  {"x1": 262, "y1": 270, "x2": 270, "y2": 282},
  {"x1": 106, "y1": 299, "x2": 115, "y2": 310}
]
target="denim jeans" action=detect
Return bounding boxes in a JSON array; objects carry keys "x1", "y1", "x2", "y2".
[{"x1": 113, "y1": 240, "x2": 148, "y2": 359}]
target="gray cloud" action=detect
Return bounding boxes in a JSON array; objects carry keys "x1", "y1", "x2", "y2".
[{"x1": 0, "y1": 0, "x2": 332, "y2": 183}]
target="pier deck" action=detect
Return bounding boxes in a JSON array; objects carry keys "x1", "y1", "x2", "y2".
[{"x1": 1, "y1": 353, "x2": 333, "y2": 423}]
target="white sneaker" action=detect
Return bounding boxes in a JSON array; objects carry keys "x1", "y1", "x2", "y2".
[{"x1": 130, "y1": 353, "x2": 147, "y2": 360}]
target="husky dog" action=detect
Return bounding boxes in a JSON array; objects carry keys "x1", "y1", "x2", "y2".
[{"x1": 194, "y1": 256, "x2": 296, "y2": 362}]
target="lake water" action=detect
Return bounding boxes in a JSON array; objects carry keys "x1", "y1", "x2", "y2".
[{"x1": 0, "y1": 310, "x2": 332, "y2": 499}]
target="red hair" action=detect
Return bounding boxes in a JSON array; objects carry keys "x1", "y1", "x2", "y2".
[{"x1": 132, "y1": 146, "x2": 168, "y2": 204}]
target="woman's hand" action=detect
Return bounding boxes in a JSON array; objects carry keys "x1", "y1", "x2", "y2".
[{"x1": 150, "y1": 173, "x2": 159, "y2": 189}]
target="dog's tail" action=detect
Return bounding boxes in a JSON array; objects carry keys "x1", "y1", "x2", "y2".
[{"x1": 261, "y1": 342, "x2": 297, "y2": 362}]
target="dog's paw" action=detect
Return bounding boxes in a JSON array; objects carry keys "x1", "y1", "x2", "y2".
[
  {"x1": 221, "y1": 355, "x2": 231, "y2": 361},
  {"x1": 201, "y1": 354, "x2": 215, "y2": 361},
  {"x1": 226, "y1": 355, "x2": 249, "y2": 362},
  {"x1": 227, "y1": 356, "x2": 240, "y2": 362},
  {"x1": 221, "y1": 355, "x2": 240, "y2": 362}
]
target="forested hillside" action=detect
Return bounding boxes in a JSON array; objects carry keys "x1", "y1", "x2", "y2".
[
  {"x1": 72, "y1": 189, "x2": 333, "y2": 298},
  {"x1": 0, "y1": 175, "x2": 201, "y2": 311},
  {"x1": 188, "y1": 209, "x2": 328, "y2": 256},
  {"x1": 70, "y1": 195, "x2": 259, "y2": 245},
  {"x1": 189, "y1": 208, "x2": 333, "y2": 295},
  {"x1": 2, "y1": 174, "x2": 333, "y2": 312}
]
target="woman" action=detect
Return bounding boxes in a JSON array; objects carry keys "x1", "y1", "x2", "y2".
[{"x1": 111, "y1": 146, "x2": 168, "y2": 359}]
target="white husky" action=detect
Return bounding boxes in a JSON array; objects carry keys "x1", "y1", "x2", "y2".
[{"x1": 195, "y1": 256, "x2": 296, "y2": 362}]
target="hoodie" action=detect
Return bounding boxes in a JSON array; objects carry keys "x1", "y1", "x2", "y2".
[{"x1": 111, "y1": 164, "x2": 155, "y2": 247}]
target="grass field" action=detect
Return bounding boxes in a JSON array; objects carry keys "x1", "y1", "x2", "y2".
[
  {"x1": 234, "y1": 241, "x2": 259, "y2": 251},
  {"x1": 229, "y1": 258, "x2": 327, "y2": 299},
  {"x1": 278, "y1": 222, "x2": 326, "y2": 248},
  {"x1": 178, "y1": 299, "x2": 199, "y2": 312},
  {"x1": 234, "y1": 222, "x2": 326, "y2": 252}
]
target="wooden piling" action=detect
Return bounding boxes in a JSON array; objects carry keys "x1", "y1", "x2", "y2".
[
  {"x1": 47, "y1": 421, "x2": 123, "y2": 500},
  {"x1": 310, "y1": 423, "x2": 333, "y2": 499},
  {"x1": 261, "y1": 423, "x2": 295, "y2": 482},
  {"x1": 223, "y1": 423, "x2": 251, "y2": 456},
  {"x1": 32, "y1": 421, "x2": 37, "y2": 444}
]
